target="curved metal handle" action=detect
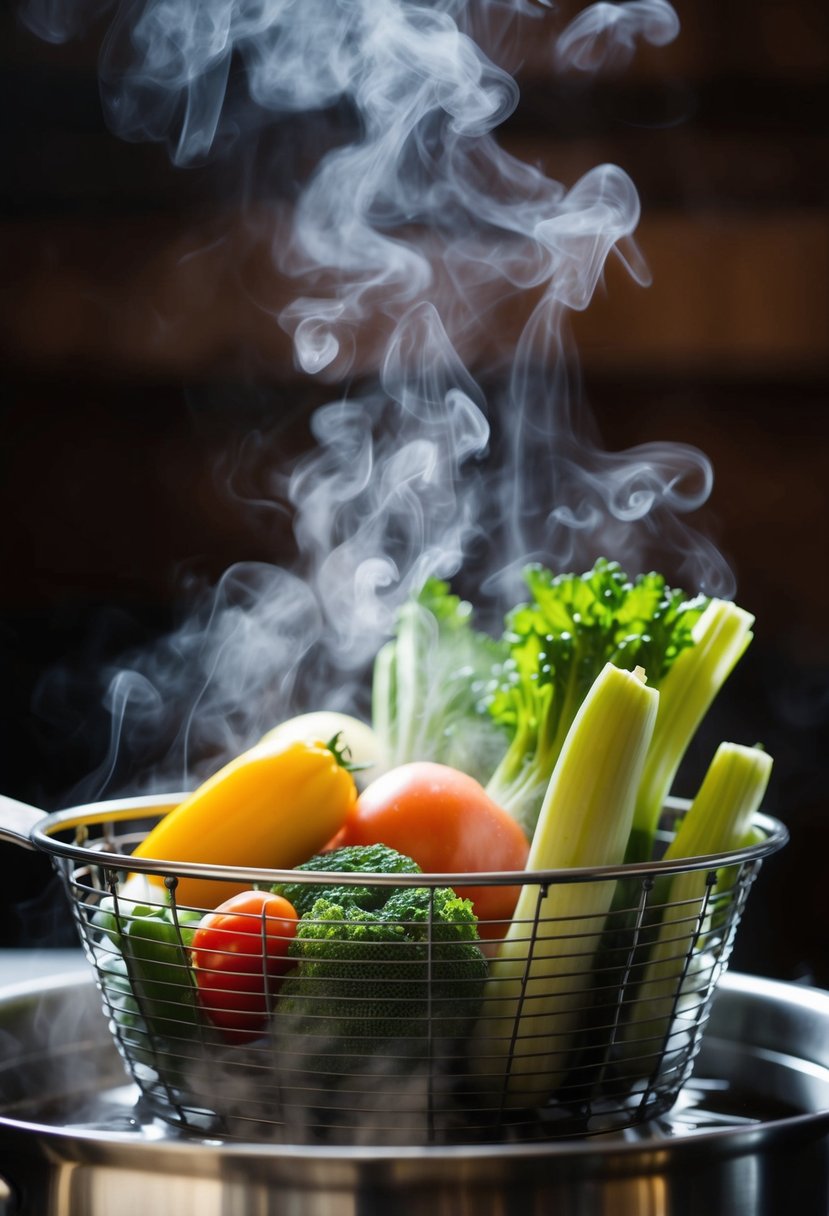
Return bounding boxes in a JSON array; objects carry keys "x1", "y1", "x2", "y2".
[{"x1": 0, "y1": 794, "x2": 43, "y2": 850}]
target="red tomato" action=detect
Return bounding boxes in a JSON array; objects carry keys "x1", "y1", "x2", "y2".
[
  {"x1": 191, "y1": 890, "x2": 298, "y2": 1042},
  {"x1": 338, "y1": 762, "x2": 529, "y2": 938}
]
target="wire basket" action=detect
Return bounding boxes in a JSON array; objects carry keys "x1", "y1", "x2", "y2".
[{"x1": 31, "y1": 793, "x2": 787, "y2": 1146}]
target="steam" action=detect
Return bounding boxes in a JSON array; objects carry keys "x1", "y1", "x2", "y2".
[
  {"x1": 21, "y1": 0, "x2": 735, "y2": 795},
  {"x1": 555, "y1": 0, "x2": 680, "y2": 72}
]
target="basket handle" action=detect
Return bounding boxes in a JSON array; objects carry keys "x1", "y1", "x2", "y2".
[{"x1": 0, "y1": 794, "x2": 43, "y2": 850}]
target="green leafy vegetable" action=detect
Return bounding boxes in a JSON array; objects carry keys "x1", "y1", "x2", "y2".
[
  {"x1": 484, "y1": 559, "x2": 707, "y2": 836},
  {"x1": 369, "y1": 560, "x2": 756, "y2": 858},
  {"x1": 371, "y1": 578, "x2": 508, "y2": 784}
]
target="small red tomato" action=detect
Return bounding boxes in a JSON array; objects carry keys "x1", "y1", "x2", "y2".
[
  {"x1": 338, "y1": 761, "x2": 529, "y2": 938},
  {"x1": 191, "y1": 890, "x2": 298, "y2": 1042}
]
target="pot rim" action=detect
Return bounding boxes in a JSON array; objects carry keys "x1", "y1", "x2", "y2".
[{"x1": 1, "y1": 970, "x2": 827, "y2": 1172}]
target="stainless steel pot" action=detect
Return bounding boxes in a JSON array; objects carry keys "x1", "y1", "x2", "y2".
[{"x1": 0, "y1": 967, "x2": 827, "y2": 1215}]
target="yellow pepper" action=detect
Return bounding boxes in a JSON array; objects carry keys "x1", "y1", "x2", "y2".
[{"x1": 131, "y1": 736, "x2": 357, "y2": 910}]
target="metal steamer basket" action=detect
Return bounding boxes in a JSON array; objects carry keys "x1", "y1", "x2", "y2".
[{"x1": 0, "y1": 793, "x2": 788, "y2": 1146}]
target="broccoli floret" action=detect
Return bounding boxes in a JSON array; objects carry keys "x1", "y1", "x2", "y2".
[
  {"x1": 271, "y1": 844, "x2": 422, "y2": 916},
  {"x1": 276, "y1": 886, "x2": 487, "y2": 1068}
]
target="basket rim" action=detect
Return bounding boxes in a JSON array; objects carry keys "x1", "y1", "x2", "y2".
[{"x1": 29, "y1": 792, "x2": 789, "y2": 888}]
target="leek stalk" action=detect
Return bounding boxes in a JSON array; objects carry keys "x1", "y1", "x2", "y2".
[
  {"x1": 473, "y1": 662, "x2": 658, "y2": 1105},
  {"x1": 628, "y1": 599, "x2": 754, "y2": 862},
  {"x1": 621, "y1": 742, "x2": 773, "y2": 1056}
]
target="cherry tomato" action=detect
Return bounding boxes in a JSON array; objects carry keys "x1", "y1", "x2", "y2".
[
  {"x1": 191, "y1": 890, "x2": 298, "y2": 1041},
  {"x1": 338, "y1": 762, "x2": 529, "y2": 938}
]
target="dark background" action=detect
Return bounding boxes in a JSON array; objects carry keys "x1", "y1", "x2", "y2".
[{"x1": 1, "y1": 2, "x2": 827, "y2": 981}]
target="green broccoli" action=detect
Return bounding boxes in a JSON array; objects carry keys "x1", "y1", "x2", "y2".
[
  {"x1": 271, "y1": 843, "x2": 422, "y2": 916},
  {"x1": 275, "y1": 885, "x2": 487, "y2": 1070}
]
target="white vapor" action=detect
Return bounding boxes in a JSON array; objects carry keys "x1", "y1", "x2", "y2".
[{"x1": 20, "y1": 0, "x2": 736, "y2": 796}]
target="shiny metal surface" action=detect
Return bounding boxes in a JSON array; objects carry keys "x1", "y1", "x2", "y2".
[
  {"x1": 0, "y1": 969, "x2": 827, "y2": 1214},
  {"x1": 0, "y1": 790, "x2": 790, "y2": 882}
]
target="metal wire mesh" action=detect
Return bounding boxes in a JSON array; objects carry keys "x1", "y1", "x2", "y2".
[{"x1": 34, "y1": 797, "x2": 786, "y2": 1146}]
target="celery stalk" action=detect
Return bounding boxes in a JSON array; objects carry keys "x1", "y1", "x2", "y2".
[
  {"x1": 371, "y1": 587, "x2": 508, "y2": 780},
  {"x1": 473, "y1": 662, "x2": 658, "y2": 1105},
  {"x1": 371, "y1": 639, "x2": 397, "y2": 762},
  {"x1": 664, "y1": 742, "x2": 772, "y2": 863},
  {"x1": 390, "y1": 601, "x2": 427, "y2": 764},
  {"x1": 628, "y1": 599, "x2": 754, "y2": 861},
  {"x1": 371, "y1": 603, "x2": 436, "y2": 768},
  {"x1": 621, "y1": 742, "x2": 773, "y2": 1056}
]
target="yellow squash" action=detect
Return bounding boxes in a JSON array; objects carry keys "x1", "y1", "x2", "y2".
[
  {"x1": 258, "y1": 711, "x2": 387, "y2": 787},
  {"x1": 131, "y1": 736, "x2": 357, "y2": 910}
]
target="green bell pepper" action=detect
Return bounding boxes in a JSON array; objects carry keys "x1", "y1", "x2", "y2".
[{"x1": 95, "y1": 898, "x2": 204, "y2": 1046}]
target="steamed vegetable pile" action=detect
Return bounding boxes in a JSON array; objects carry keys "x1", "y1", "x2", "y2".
[{"x1": 99, "y1": 558, "x2": 774, "y2": 1110}]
